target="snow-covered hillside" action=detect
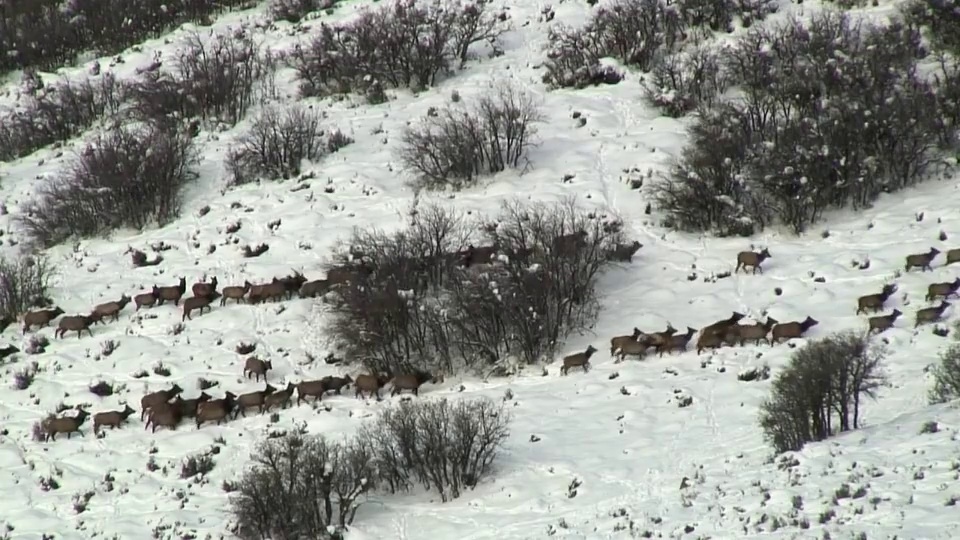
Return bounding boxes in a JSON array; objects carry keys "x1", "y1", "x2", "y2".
[{"x1": 1, "y1": 0, "x2": 959, "y2": 539}]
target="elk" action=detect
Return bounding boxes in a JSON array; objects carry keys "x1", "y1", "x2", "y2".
[
  {"x1": 134, "y1": 287, "x2": 161, "y2": 311},
  {"x1": 946, "y1": 248, "x2": 960, "y2": 265},
  {"x1": 354, "y1": 373, "x2": 391, "y2": 400},
  {"x1": 93, "y1": 294, "x2": 132, "y2": 323},
  {"x1": 192, "y1": 276, "x2": 219, "y2": 298},
  {"x1": 220, "y1": 282, "x2": 250, "y2": 306},
  {"x1": 915, "y1": 301, "x2": 951, "y2": 328},
  {"x1": 857, "y1": 284, "x2": 897, "y2": 314},
  {"x1": 606, "y1": 241, "x2": 643, "y2": 263},
  {"x1": 234, "y1": 383, "x2": 277, "y2": 418},
  {"x1": 696, "y1": 331, "x2": 725, "y2": 355},
  {"x1": 770, "y1": 316, "x2": 819, "y2": 345},
  {"x1": 319, "y1": 375, "x2": 352, "y2": 395},
  {"x1": 276, "y1": 271, "x2": 307, "y2": 300},
  {"x1": 41, "y1": 408, "x2": 89, "y2": 441},
  {"x1": 926, "y1": 278, "x2": 960, "y2": 302},
  {"x1": 264, "y1": 383, "x2": 296, "y2": 411},
  {"x1": 735, "y1": 248, "x2": 771, "y2": 274},
  {"x1": 22, "y1": 307, "x2": 64, "y2": 333},
  {"x1": 736, "y1": 317, "x2": 779, "y2": 346},
  {"x1": 327, "y1": 262, "x2": 374, "y2": 287},
  {"x1": 243, "y1": 357, "x2": 273, "y2": 382},
  {"x1": 561, "y1": 345, "x2": 598, "y2": 375},
  {"x1": 614, "y1": 339, "x2": 649, "y2": 362},
  {"x1": 553, "y1": 230, "x2": 588, "y2": 257},
  {"x1": 867, "y1": 309, "x2": 902, "y2": 334},
  {"x1": 658, "y1": 327, "x2": 697, "y2": 356},
  {"x1": 390, "y1": 370, "x2": 439, "y2": 397},
  {"x1": 156, "y1": 277, "x2": 187, "y2": 306},
  {"x1": 145, "y1": 402, "x2": 182, "y2": 433},
  {"x1": 701, "y1": 312, "x2": 746, "y2": 337},
  {"x1": 173, "y1": 392, "x2": 212, "y2": 419},
  {"x1": 459, "y1": 244, "x2": 498, "y2": 268},
  {"x1": 93, "y1": 405, "x2": 136, "y2": 434},
  {"x1": 610, "y1": 328, "x2": 641, "y2": 357},
  {"x1": 298, "y1": 279, "x2": 330, "y2": 299},
  {"x1": 182, "y1": 294, "x2": 216, "y2": 321},
  {"x1": 140, "y1": 384, "x2": 184, "y2": 421},
  {"x1": 55, "y1": 315, "x2": 96, "y2": 339},
  {"x1": 641, "y1": 323, "x2": 678, "y2": 350},
  {"x1": 295, "y1": 379, "x2": 328, "y2": 405},
  {"x1": 196, "y1": 392, "x2": 237, "y2": 428},
  {"x1": 904, "y1": 247, "x2": 940, "y2": 272}
]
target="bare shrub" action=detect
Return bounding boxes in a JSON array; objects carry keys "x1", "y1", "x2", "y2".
[
  {"x1": 88, "y1": 381, "x2": 114, "y2": 397},
  {"x1": 398, "y1": 84, "x2": 543, "y2": 190},
  {"x1": 17, "y1": 123, "x2": 199, "y2": 247},
  {"x1": 759, "y1": 332, "x2": 886, "y2": 454},
  {"x1": 14, "y1": 362, "x2": 39, "y2": 390},
  {"x1": 929, "y1": 344, "x2": 960, "y2": 404},
  {"x1": 643, "y1": 45, "x2": 729, "y2": 117},
  {"x1": 225, "y1": 105, "x2": 345, "y2": 186},
  {"x1": 230, "y1": 433, "x2": 375, "y2": 539},
  {"x1": 0, "y1": 255, "x2": 55, "y2": 323},
  {"x1": 358, "y1": 397, "x2": 510, "y2": 502},
  {"x1": 288, "y1": 0, "x2": 509, "y2": 97},
  {"x1": 269, "y1": 0, "x2": 328, "y2": 23},
  {"x1": 902, "y1": 0, "x2": 960, "y2": 55},
  {"x1": 181, "y1": 452, "x2": 216, "y2": 479}
]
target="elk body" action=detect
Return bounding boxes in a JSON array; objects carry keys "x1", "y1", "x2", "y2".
[
  {"x1": 296, "y1": 379, "x2": 328, "y2": 405},
  {"x1": 857, "y1": 284, "x2": 897, "y2": 314},
  {"x1": 243, "y1": 357, "x2": 273, "y2": 382},
  {"x1": 390, "y1": 370, "x2": 437, "y2": 397},
  {"x1": 264, "y1": 383, "x2": 295, "y2": 411},
  {"x1": 140, "y1": 384, "x2": 184, "y2": 421},
  {"x1": 736, "y1": 317, "x2": 778, "y2": 346},
  {"x1": 904, "y1": 247, "x2": 940, "y2": 272},
  {"x1": 915, "y1": 301, "x2": 951, "y2": 327},
  {"x1": 157, "y1": 277, "x2": 187, "y2": 306},
  {"x1": 276, "y1": 271, "x2": 307, "y2": 300},
  {"x1": 658, "y1": 327, "x2": 697, "y2": 356},
  {"x1": 220, "y1": 282, "x2": 250, "y2": 306},
  {"x1": 946, "y1": 248, "x2": 960, "y2": 265},
  {"x1": 234, "y1": 384, "x2": 276, "y2": 418},
  {"x1": 22, "y1": 307, "x2": 64, "y2": 333},
  {"x1": 182, "y1": 294, "x2": 216, "y2": 321},
  {"x1": 868, "y1": 309, "x2": 902, "y2": 334},
  {"x1": 93, "y1": 294, "x2": 131, "y2": 323},
  {"x1": 610, "y1": 328, "x2": 641, "y2": 356},
  {"x1": 192, "y1": 276, "x2": 219, "y2": 298},
  {"x1": 770, "y1": 316, "x2": 819, "y2": 344},
  {"x1": 298, "y1": 279, "x2": 330, "y2": 299},
  {"x1": 93, "y1": 405, "x2": 136, "y2": 434},
  {"x1": 145, "y1": 402, "x2": 182, "y2": 433},
  {"x1": 41, "y1": 409, "x2": 89, "y2": 441},
  {"x1": 696, "y1": 331, "x2": 725, "y2": 355},
  {"x1": 606, "y1": 241, "x2": 643, "y2": 263},
  {"x1": 614, "y1": 339, "x2": 650, "y2": 362},
  {"x1": 643, "y1": 323, "x2": 678, "y2": 350},
  {"x1": 354, "y1": 373, "x2": 390, "y2": 400},
  {"x1": 561, "y1": 345, "x2": 598, "y2": 375},
  {"x1": 174, "y1": 392, "x2": 212, "y2": 419},
  {"x1": 196, "y1": 392, "x2": 236, "y2": 428},
  {"x1": 553, "y1": 230, "x2": 588, "y2": 257},
  {"x1": 320, "y1": 375, "x2": 352, "y2": 395},
  {"x1": 735, "y1": 248, "x2": 771, "y2": 274},
  {"x1": 701, "y1": 312, "x2": 746, "y2": 338},
  {"x1": 134, "y1": 287, "x2": 160, "y2": 310},
  {"x1": 926, "y1": 278, "x2": 960, "y2": 302},
  {"x1": 55, "y1": 315, "x2": 96, "y2": 339}
]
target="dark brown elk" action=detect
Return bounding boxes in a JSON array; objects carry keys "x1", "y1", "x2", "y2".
[
  {"x1": 320, "y1": 375, "x2": 352, "y2": 395},
  {"x1": 156, "y1": 277, "x2": 187, "y2": 306},
  {"x1": 946, "y1": 248, "x2": 960, "y2": 265},
  {"x1": 192, "y1": 276, "x2": 219, "y2": 298},
  {"x1": 904, "y1": 247, "x2": 940, "y2": 272},
  {"x1": 93, "y1": 405, "x2": 136, "y2": 434},
  {"x1": 276, "y1": 271, "x2": 307, "y2": 300},
  {"x1": 610, "y1": 328, "x2": 641, "y2": 357},
  {"x1": 606, "y1": 241, "x2": 643, "y2": 263},
  {"x1": 140, "y1": 384, "x2": 184, "y2": 421},
  {"x1": 553, "y1": 230, "x2": 588, "y2": 257},
  {"x1": 243, "y1": 357, "x2": 273, "y2": 382},
  {"x1": 173, "y1": 392, "x2": 212, "y2": 419},
  {"x1": 327, "y1": 262, "x2": 374, "y2": 287},
  {"x1": 736, "y1": 317, "x2": 779, "y2": 346},
  {"x1": 390, "y1": 370, "x2": 439, "y2": 397},
  {"x1": 915, "y1": 301, "x2": 951, "y2": 327},
  {"x1": 22, "y1": 307, "x2": 64, "y2": 333},
  {"x1": 696, "y1": 331, "x2": 725, "y2": 355},
  {"x1": 196, "y1": 392, "x2": 237, "y2": 428},
  {"x1": 926, "y1": 278, "x2": 960, "y2": 302},
  {"x1": 701, "y1": 312, "x2": 746, "y2": 337},
  {"x1": 234, "y1": 384, "x2": 277, "y2": 418},
  {"x1": 354, "y1": 373, "x2": 391, "y2": 400},
  {"x1": 614, "y1": 339, "x2": 649, "y2": 362},
  {"x1": 561, "y1": 345, "x2": 598, "y2": 375},
  {"x1": 93, "y1": 294, "x2": 132, "y2": 323},
  {"x1": 295, "y1": 379, "x2": 328, "y2": 405},
  {"x1": 182, "y1": 294, "x2": 216, "y2": 321},
  {"x1": 145, "y1": 402, "x2": 182, "y2": 433},
  {"x1": 867, "y1": 309, "x2": 902, "y2": 334},
  {"x1": 642, "y1": 323, "x2": 678, "y2": 350},
  {"x1": 459, "y1": 244, "x2": 498, "y2": 268},
  {"x1": 55, "y1": 314, "x2": 96, "y2": 339},
  {"x1": 857, "y1": 283, "x2": 897, "y2": 315},
  {"x1": 299, "y1": 279, "x2": 330, "y2": 299},
  {"x1": 134, "y1": 287, "x2": 160, "y2": 311},
  {"x1": 41, "y1": 408, "x2": 89, "y2": 441},
  {"x1": 220, "y1": 282, "x2": 250, "y2": 306},
  {"x1": 735, "y1": 248, "x2": 771, "y2": 274},
  {"x1": 261, "y1": 280, "x2": 287, "y2": 303},
  {"x1": 770, "y1": 316, "x2": 819, "y2": 345},
  {"x1": 264, "y1": 383, "x2": 295, "y2": 411},
  {"x1": 657, "y1": 327, "x2": 697, "y2": 356}
]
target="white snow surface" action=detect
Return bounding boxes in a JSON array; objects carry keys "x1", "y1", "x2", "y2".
[{"x1": 0, "y1": 0, "x2": 959, "y2": 539}]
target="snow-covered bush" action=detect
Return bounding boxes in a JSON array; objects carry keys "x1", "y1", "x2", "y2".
[
  {"x1": 398, "y1": 83, "x2": 543, "y2": 190},
  {"x1": 902, "y1": 0, "x2": 960, "y2": 55},
  {"x1": 268, "y1": 0, "x2": 340, "y2": 23},
  {"x1": 643, "y1": 45, "x2": 729, "y2": 117},
  {"x1": 929, "y1": 344, "x2": 960, "y2": 404},
  {"x1": 0, "y1": 255, "x2": 54, "y2": 325},
  {"x1": 18, "y1": 124, "x2": 199, "y2": 247}
]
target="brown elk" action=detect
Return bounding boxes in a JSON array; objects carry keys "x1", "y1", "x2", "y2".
[
  {"x1": 735, "y1": 248, "x2": 772, "y2": 274},
  {"x1": 140, "y1": 384, "x2": 184, "y2": 421},
  {"x1": 857, "y1": 284, "x2": 897, "y2": 315},
  {"x1": 561, "y1": 345, "x2": 598, "y2": 375},
  {"x1": 260, "y1": 280, "x2": 287, "y2": 303},
  {"x1": 192, "y1": 276, "x2": 219, "y2": 299},
  {"x1": 234, "y1": 383, "x2": 277, "y2": 418},
  {"x1": 145, "y1": 402, "x2": 182, "y2": 433},
  {"x1": 22, "y1": 307, "x2": 64, "y2": 333},
  {"x1": 390, "y1": 370, "x2": 440, "y2": 397},
  {"x1": 295, "y1": 379, "x2": 328, "y2": 405},
  {"x1": 299, "y1": 279, "x2": 330, "y2": 299},
  {"x1": 93, "y1": 294, "x2": 132, "y2": 323},
  {"x1": 657, "y1": 327, "x2": 697, "y2": 356},
  {"x1": 264, "y1": 383, "x2": 296, "y2": 411},
  {"x1": 770, "y1": 316, "x2": 819, "y2": 345},
  {"x1": 610, "y1": 328, "x2": 641, "y2": 357},
  {"x1": 182, "y1": 294, "x2": 216, "y2": 321},
  {"x1": 320, "y1": 375, "x2": 352, "y2": 395},
  {"x1": 220, "y1": 282, "x2": 251, "y2": 306},
  {"x1": 606, "y1": 241, "x2": 643, "y2": 263},
  {"x1": 614, "y1": 339, "x2": 650, "y2": 362},
  {"x1": 354, "y1": 373, "x2": 391, "y2": 400},
  {"x1": 642, "y1": 323, "x2": 678, "y2": 350},
  {"x1": 553, "y1": 230, "x2": 588, "y2": 257},
  {"x1": 701, "y1": 312, "x2": 746, "y2": 337},
  {"x1": 946, "y1": 248, "x2": 960, "y2": 265},
  {"x1": 55, "y1": 314, "x2": 96, "y2": 339},
  {"x1": 173, "y1": 392, "x2": 212, "y2": 419},
  {"x1": 915, "y1": 301, "x2": 951, "y2": 328},
  {"x1": 926, "y1": 278, "x2": 960, "y2": 302},
  {"x1": 867, "y1": 309, "x2": 902, "y2": 334},
  {"x1": 696, "y1": 331, "x2": 725, "y2": 355},
  {"x1": 93, "y1": 405, "x2": 136, "y2": 434},
  {"x1": 196, "y1": 392, "x2": 237, "y2": 428},
  {"x1": 134, "y1": 287, "x2": 161, "y2": 311},
  {"x1": 41, "y1": 408, "x2": 90, "y2": 441},
  {"x1": 904, "y1": 247, "x2": 940, "y2": 272},
  {"x1": 276, "y1": 271, "x2": 307, "y2": 300},
  {"x1": 736, "y1": 317, "x2": 779, "y2": 346},
  {"x1": 243, "y1": 357, "x2": 273, "y2": 382},
  {"x1": 327, "y1": 262, "x2": 374, "y2": 287},
  {"x1": 459, "y1": 244, "x2": 498, "y2": 268},
  {"x1": 156, "y1": 277, "x2": 187, "y2": 306}
]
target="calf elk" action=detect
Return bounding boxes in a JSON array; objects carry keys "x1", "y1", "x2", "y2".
[
  {"x1": 157, "y1": 277, "x2": 187, "y2": 306},
  {"x1": 857, "y1": 283, "x2": 897, "y2": 314},
  {"x1": 243, "y1": 357, "x2": 273, "y2": 382},
  {"x1": 561, "y1": 345, "x2": 598, "y2": 375},
  {"x1": 93, "y1": 294, "x2": 131, "y2": 323},
  {"x1": 182, "y1": 294, "x2": 216, "y2": 321},
  {"x1": 220, "y1": 282, "x2": 250, "y2": 306},
  {"x1": 135, "y1": 287, "x2": 160, "y2": 310},
  {"x1": 904, "y1": 247, "x2": 940, "y2": 272},
  {"x1": 770, "y1": 316, "x2": 819, "y2": 344},
  {"x1": 735, "y1": 248, "x2": 771, "y2": 274},
  {"x1": 867, "y1": 309, "x2": 902, "y2": 334},
  {"x1": 93, "y1": 405, "x2": 136, "y2": 434}
]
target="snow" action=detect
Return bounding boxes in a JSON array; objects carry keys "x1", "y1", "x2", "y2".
[{"x1": 1, "y1": 0, "x2": 959, "y2": 539}]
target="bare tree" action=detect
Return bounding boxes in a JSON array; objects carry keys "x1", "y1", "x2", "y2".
[
  {"x1": 644, "y1": 44, "x2": 729, "y2": 117},
  {"x1": 929, "y1": 344, "x2": 960, "y2": 404},
  {"x1": 0, "y1": 255, "x2": 55, "y2": 324}
]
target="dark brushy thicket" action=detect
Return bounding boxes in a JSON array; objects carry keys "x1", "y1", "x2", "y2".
[
  {"x1": 0, "y1": 255, "x2": 55, "y2": 324},
  {"x1": 0, "y1": 72, "x2": 126, "y2": 162},
  {"x1": 17, "y1": 124, "x2": 199, "y2": 248},
  {"x1": 225, "y1": 105, "x2": 352, "y2": 186},
  {"x1": 929, "y1": 344, "x2": 960, "y2": 404},
  {"x1": 325, "y1": 198, "x2": 623, "y2": 376},
  {"x1": 398, "y1": 84, "x2": 543, "y2": 190},
  {"x1": 268, "y1": 0, "x2": 342, "y2": 23},
  {"x1": 232, "y1": 398, "x2": 509, "y2": 538},
  {"x1": 0, "y1": 0, "x2": 257, "y2": 76},
  {"x1": 652, "y1": 9, "x2": 957, "y2": 235},
  {"x1": 127, "y1": 30, "x2": 275, "y2": 127},
  {"x1": 288, "y1": 0, "x2": 509, "y2": 99},
  {"x1": 759, "y1": 332, "x2": 886, "y2": 454}
]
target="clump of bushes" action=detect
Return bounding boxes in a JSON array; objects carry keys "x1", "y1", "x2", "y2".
[
  {"x1": 0, "y1": 255, "x2": 54, "y2": 324},
  {"x1": 269, "y1": 0, "x2": 342, "y2": 23},
  {"x1": 929, "y1": 344, "x2": 960, "y2": 404}
]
